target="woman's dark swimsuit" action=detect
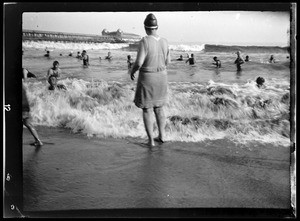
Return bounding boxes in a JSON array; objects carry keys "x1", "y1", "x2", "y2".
[
  {"x1": 187, "y1": 58, "x2": 195, "y2": 65},
  {"x1": 83, "y1": 55, "x2": 89, "y2": 66},
  {"x1": 48, "y1": 69, "x2": 60, "y2": 84}
]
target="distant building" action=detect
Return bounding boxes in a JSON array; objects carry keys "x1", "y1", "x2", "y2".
[{"x1": 101, "y1": 29, "x2": 141, "y2": 42}]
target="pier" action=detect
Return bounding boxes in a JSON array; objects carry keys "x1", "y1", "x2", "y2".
[{"x1": 23, "y1": 29, "x2": 141, "y2": 43}]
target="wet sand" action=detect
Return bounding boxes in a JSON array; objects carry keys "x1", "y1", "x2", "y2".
[{"x1": 23, "y1": 126, "x2": 291, "y2": 212}]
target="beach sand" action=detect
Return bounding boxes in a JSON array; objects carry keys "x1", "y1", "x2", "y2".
[{"x1": 22, "y1": 126, "x2": 291, "y2": 212}]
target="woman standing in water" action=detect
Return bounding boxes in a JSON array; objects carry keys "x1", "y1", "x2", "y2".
[
  {"x1": 22, "y1": 71, "x2": 43, "y2": 146},
  {"x1": 234, "y1": 51, "x2": 245, "y2": 71},
  {"x1": 130, "y1": 13, "x2": 170, "y2": 147},
  {"x1": 81, "y1": 50, "x2": 89, "y2": 67}
]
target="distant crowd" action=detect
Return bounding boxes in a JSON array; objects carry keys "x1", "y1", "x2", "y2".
[{"x1": 22, "y1": 47, "x2": 280, "y2": 93}]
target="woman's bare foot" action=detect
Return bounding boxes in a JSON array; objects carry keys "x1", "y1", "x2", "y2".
[
  {"x1": 31, "y1": 140, "x2": 43, "y2": 146},
  {"x1": 148, "y1": 139, "x2": 155, "y2": 147},
  {"x1": 154, "y1": 137, "x2": 165, "y2": 143}
]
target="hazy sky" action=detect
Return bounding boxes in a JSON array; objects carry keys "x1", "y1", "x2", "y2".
[{"x1": 23, "y1": 11, "x2": 290, "y2": 46}]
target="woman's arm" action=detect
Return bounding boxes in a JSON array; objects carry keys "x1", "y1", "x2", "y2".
[
  {"x1": 131, "y1": 39, "x2": 146, "y2": 80},
  {"x1": 46, "y1": 69, "x2": 52, "y2": 78},
  {"x1": 165, "y1": 48, "x2": 171, "y2": 65},
  {"x1": 57, "y1": 69, "x2": 62, "y2": 78},
  {"x1": 23, "y1": 68, "x2": 28, "y2": 80}
]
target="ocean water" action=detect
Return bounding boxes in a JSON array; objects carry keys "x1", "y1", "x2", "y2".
[{"x1": 22, "y1": 40, "x2": 291, "y2": 146}]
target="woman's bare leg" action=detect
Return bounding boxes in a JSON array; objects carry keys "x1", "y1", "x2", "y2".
[
  {"x1": 142, "y1": 108, "x2": 155, "y2": 146},
  {"x1": 23, "y1": 119, "x2": 43, "y2": 146},
  {"x1": 154, "y1": 106, "x2": 166, "y2": 142}
]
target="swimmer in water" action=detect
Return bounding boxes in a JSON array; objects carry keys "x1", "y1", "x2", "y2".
[
  {"x1": 48, "y1": 75, "x2": 67, "y2": 91},
  {"x1": 212, "y1": 56, "x2": 221, "y2": 68},
  {"x1": 186, "y1": 53, "x2": 195, "y2": 65},
  {"x1": 44, "y1": 50, "x2": 50, "y2": 57},
  {"x1": 256, "y1": 76, "x2": 266, "y2": 89},
  {"x1": 127, "y1": 55, "x2": 133, "y2": 69},
  {"x1": 47, "y1": 60, "x2": 62, "y2": 81},
  {"x1": 234, "y1": 51, "x2": 245, "y2": 71},
  {"x1": 76, "y1": 51, "x2": 82, "y2": 59},
  {"x1": 176, "y1": 55, "x2": 183, "y2": 61},
  {"x1": 105, "y1": 51, "x2": 112, "y2": 60},
  {"x1": 82, "y1": 50, "x2": 89, "y2": 67},
  {"x1": 269, "y1": 55, "x2": 276, "y2": 63}
]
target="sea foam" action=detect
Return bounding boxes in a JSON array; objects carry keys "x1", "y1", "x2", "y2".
[
  {"x1": 23, "y1": 78, "x2": 290, "y2": 146},
  {"x1": 23, "y1": 40, "x2": 129, "y2": 50}
]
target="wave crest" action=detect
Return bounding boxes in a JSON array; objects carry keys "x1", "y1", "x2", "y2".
[
  {"x1": 23, "y1": 78, "x2": 290, "y2": 145},
  {"x1": 23, "y1": 40, "x2": 129, "y2": 50},
  {"x1": 169, "y1": 44, "x2": 205, "y2": 52}
]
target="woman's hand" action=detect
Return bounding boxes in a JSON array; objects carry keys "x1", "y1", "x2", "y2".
[{"x1": 131, "y1": 72, "x2": 135, "y2": 81}]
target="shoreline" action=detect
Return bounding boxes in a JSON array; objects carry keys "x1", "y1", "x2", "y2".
[{"x1": 22, "y1": 126, "x2": 291, "y2": 211}]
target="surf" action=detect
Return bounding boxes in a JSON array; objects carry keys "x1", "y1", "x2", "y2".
[
  {"x1": 23, "y1": 40, "x2": 129, "y2": 51},
  {"x1": 23, "y1": 78, "x2": 290, "y2": 146},
  {"x1": 204, "y1": 44, "x2": 289, "y2": 54}
]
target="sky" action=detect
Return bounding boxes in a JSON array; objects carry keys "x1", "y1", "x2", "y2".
[{"x1": 23, "y1": 11, "x2": 290, "y2": 46}]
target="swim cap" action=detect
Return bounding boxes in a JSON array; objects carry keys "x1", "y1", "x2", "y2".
[
  {"x1": 144, "y1": 13, "x2": 158, "y2": 29},
  {"x1": 256, "y1": 77, "x2": 265, "y2": 85}
]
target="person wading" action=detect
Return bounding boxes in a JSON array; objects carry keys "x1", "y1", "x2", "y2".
[{"x1": 130, "y1": 13, "x2": 170, "y2": 147}]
